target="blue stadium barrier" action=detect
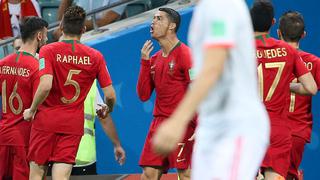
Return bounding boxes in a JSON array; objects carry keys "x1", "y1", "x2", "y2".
[{"x1": 86, "y1": 2, "x2": 320, "y2": 179}]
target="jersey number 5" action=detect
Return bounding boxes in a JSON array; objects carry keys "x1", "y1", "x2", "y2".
[
  {"x1": 61, "y1": 70, "x2": 82, "y2": 104},
  {"x1": 258, "y1": 62, "x2": 286, "y2": 101},
  {"x1": 2, "y1": 80, "x2": 23, "y2": 115}
]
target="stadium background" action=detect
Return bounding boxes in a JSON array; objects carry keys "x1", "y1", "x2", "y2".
[{"x1": 3, "y1": 0, "x2": 314, "y2": 179}]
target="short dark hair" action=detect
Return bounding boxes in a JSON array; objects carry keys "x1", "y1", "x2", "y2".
[
  {"x1": 62, "y1": 5, "x2": 86, "y2": 36},
  {"x1": 19, "y1": 16, "x2": 48, "y2": 43},
  {"x1": 279, "y1": 11, "x2": 305, "y2": 42},
  {"x1": 250, "y1": 0, "x2": 274, "y2": 32},
  {"x1": 159, "y1": 8, "x2": 181, "y2": 33}
]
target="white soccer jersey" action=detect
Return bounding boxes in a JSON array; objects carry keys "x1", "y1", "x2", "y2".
[
  {"x1": 189, "y1": 0, "x2": 269, "y2": 135},
  {"x1": 188, "y1": 0, "x2": 270, "y2": 179}
]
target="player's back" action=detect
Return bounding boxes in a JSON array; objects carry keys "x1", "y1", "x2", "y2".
[
  {"x1": 0, "y1": 52, "x2": 39, "y2": 146},
  {"x1": 286, "y1": 50, "x2": 320, "y2": 141},
  {"x1": 34, "y1": 40, "x2": 111, "y2": 135},
  {"x1": 256, "y1": 35, "x2": 307, "y2": 118}
]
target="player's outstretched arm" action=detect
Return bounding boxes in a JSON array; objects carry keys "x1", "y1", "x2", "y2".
[
  {"x1": 98, "y1": 114, "x2": 126, "y2": 165},
  {"x1": 291, "y1": 72, "x2": 317, "y2": 95},
  {"x1": 24, "y1": 75, "x2": 53, "y2": 121},
  {"x1": 152, "y1": 47, "x2": 228, "y2": 155}
]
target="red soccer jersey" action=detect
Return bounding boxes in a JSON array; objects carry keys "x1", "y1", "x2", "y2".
[
  {"x1": 0, "y1": 52, "x2": 39, "y2": 146},
  {"x1": 33, "y1": 40, "x2": 112, "y2": 135},
  {"x1": 286, "y1": 50, "x2": 320, "y2": 142},
  {"x1": 137, "y1": 42, "x2": 195, "y2": 122},
  {"x1": 255, "y1": 34, "x2": 309, "y2": 124}
]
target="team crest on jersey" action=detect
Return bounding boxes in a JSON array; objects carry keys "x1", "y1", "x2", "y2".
[
  {"x1": 168, "y1": 60, "x2": 175, "y2": 75},
  {"x1": 39, "y1": 58, "x2": 45, "y2": 70}
]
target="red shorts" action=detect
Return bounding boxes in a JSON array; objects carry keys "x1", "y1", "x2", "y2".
[
  {"x1": 139, "y1": 117, "x2": 195, "y2": 171},
  {"x1": 288, "y1": 136, "x2": 306, "y2": 179},
  {"x1": 0, "y1": 145, "x2": 29, "y2": 180},
  {"x1": 28, "y1": 128, "x2": 82, "y2": 165},
  {"x1": 261, "y1": 124, "x2": 292, "y2": 177}
]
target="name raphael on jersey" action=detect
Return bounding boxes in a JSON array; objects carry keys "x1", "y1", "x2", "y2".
[
  {"x1": 56, "y1": 54, "x2": 91, "y2": 65},
  {"x1": 0, "y1": 66, "x2": 30, "y2": 77},
  {"x1": 256, "y1": 48, "x2": 288, "y2": 59}
]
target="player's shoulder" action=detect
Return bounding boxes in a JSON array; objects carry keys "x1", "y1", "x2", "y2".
[
  {"x1": 0, "y1": 53, "x2": 16, "y2": 64},
  {"x1": 176, "y1": 42, "x2": 191, "y2": 57},
  {"x1": 40, "y1": 42, "x2": 60, "y2": 53},
  {"x1": 298, "y1": 50, "x2": 320, "y2": 62},
  {"x1": 79, "y1": 44, "x2": 103, "y2": 58},
  {"x1": 278, "y1": 40, "x2": 299, "y2": 55}
]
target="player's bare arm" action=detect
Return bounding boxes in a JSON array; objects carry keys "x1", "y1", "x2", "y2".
[
  {"x1": 97, "y1": 85, "x2": 116, "y2": 119},
  {"x1": 98, "y1": 114, "x2": 126, "y2": 165},
  {"x1": 290, "y1": 72, "x2": 317, "y2": 95},
  {"x1": 153, "y1": 47, "x2": 228, "y2": 154},
  {"x1": 23, "y1": 75, "x2": 53, "y2": 121}
]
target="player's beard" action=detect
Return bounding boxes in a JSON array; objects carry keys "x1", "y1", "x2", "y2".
[{"x1": 36, "y1": 37, "x2": 47, "y2": 53}]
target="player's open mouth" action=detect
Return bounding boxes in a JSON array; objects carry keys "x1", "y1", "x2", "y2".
[{"x1": 150, "y1": 26, "x2": 154, "y2": 33}]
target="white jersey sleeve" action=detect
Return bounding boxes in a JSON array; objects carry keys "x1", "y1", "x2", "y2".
[{"x1": 202, "y1": 1, "x2": 236, "y2": 48}]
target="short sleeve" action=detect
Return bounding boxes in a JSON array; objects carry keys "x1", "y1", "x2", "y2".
[
  {"x1": 96, "y1": 52, "x2": 112, "y2": 88},
  {"x1": 314, "y1": 59, "x2": 320, "y2": 89},
  {"x1": 293, "y1": 52, "x2": 309, "y2": 78},
  {"x1": 180, "y1": 47, "x2": 194, "y2": 82},
  {"x1": 202, "y1": 3, "x2": 236, "y2": 49},
  {"x1": 38, "y1": 46, "x2": 53, "y2": 77}
]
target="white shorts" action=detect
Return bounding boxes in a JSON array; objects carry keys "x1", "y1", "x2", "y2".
[{"x1": 192, "y1": 128, "x2": 268, "y2": 180}]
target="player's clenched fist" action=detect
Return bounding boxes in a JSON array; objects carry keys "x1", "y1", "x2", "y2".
[{"x1": 141, "y1": 40, "x2": 154, "y2": 60}]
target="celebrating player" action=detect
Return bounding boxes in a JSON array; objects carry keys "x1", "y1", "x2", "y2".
[
  {"x1": 278, "y1": 10, "x2": 320, "y2": 180},
  {"x1": 137, "y1": 8, "x2": 196, "y2": 180}
]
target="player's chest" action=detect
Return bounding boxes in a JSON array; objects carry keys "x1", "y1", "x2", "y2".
[{"x1": 151, "y1": 56, "x2": 183, "y2": 81}]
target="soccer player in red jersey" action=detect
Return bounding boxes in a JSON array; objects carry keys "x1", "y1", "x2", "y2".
[
  {"x1": 250, "y1": 1, "x2": 317, "y2": 180},
  {"x1": 277, "y1": 11, "x2": 320, "y2": 180},
  {"x1": 0, "y1": 16, "x2": 48, "y2": 180},
  {"x1": 23, "y1": 6, "x2": 125, "y2": 180},
  {"x1": 137, "y1": 8, "x2": 196, "y2": 180}
]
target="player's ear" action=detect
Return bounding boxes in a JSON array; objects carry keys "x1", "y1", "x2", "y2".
[
  {"x1": 272, "y1": 18, "x2": 276, "y2": 26},
  {"x1": 277, "y1": 29, "x2": 283, "y2": 40},
  {"x1": 169, "y1": 22, "x2": 176, "y2": 32},
  {"x1": 59, "y1": 21, "x2": 63, "y2": 32},
  {"x1": 301, "y1": 31, "x2": 306, "y2": 39},
  {"x1": 36, "y1": 31, "x2": 42, "y2": 42},
  {"x1": 81, "y1": 26, "x2": 86, "y2": 34}
]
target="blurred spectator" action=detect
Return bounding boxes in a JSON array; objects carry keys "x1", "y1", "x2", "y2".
[
  {"x1": 53, "y1": 0, "x2": 126, "y2": 41},
  {"x1": 0, "y1": 0, "x2": 41, "y2": 39}
]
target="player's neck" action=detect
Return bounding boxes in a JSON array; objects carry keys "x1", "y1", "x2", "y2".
[
  {"x1": 254, "y1": 31, "x2": 269, "y2": 37},
  {"x1": 286, "y1": 42, "x2": 299, "y2": 49},
  {"x1": 62, "y1": 34, "x2": 81, "y2": 42},
  {"x1": 18, "y1": 41, "x2": 37, "y2": 56},
  {"x1": 159, "y1": 36, "x2": 180, "y2": 57}
]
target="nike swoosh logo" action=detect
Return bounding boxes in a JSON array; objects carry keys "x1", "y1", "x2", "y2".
[{"x1": 176, "y1": 158, "x2": 186, "y2": 162}]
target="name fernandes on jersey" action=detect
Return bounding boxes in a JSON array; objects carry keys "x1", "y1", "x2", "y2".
[
  {"x1": 0, "y1": 66, "x2": 30, "y2": 77},
  {"x1": 56, "y1": 54, "x2": 91, "y2": 65}
]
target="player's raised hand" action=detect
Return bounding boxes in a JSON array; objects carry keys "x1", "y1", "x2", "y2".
[
  {"x1": 96, "y1": 103, "x2": 110, "y2": 119},
  {"x1": 152, "y1": 118, "x2": 186, "y2": 155},
  {"x1": 23, "y1": 108, "x2": 36, "y2": 121},
  {"x1": 141, "y1": 40, "x2": 154, "y2": 60},
  {"x1": 114, "y1": 145, "x2": 126, "y2": 166}
]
